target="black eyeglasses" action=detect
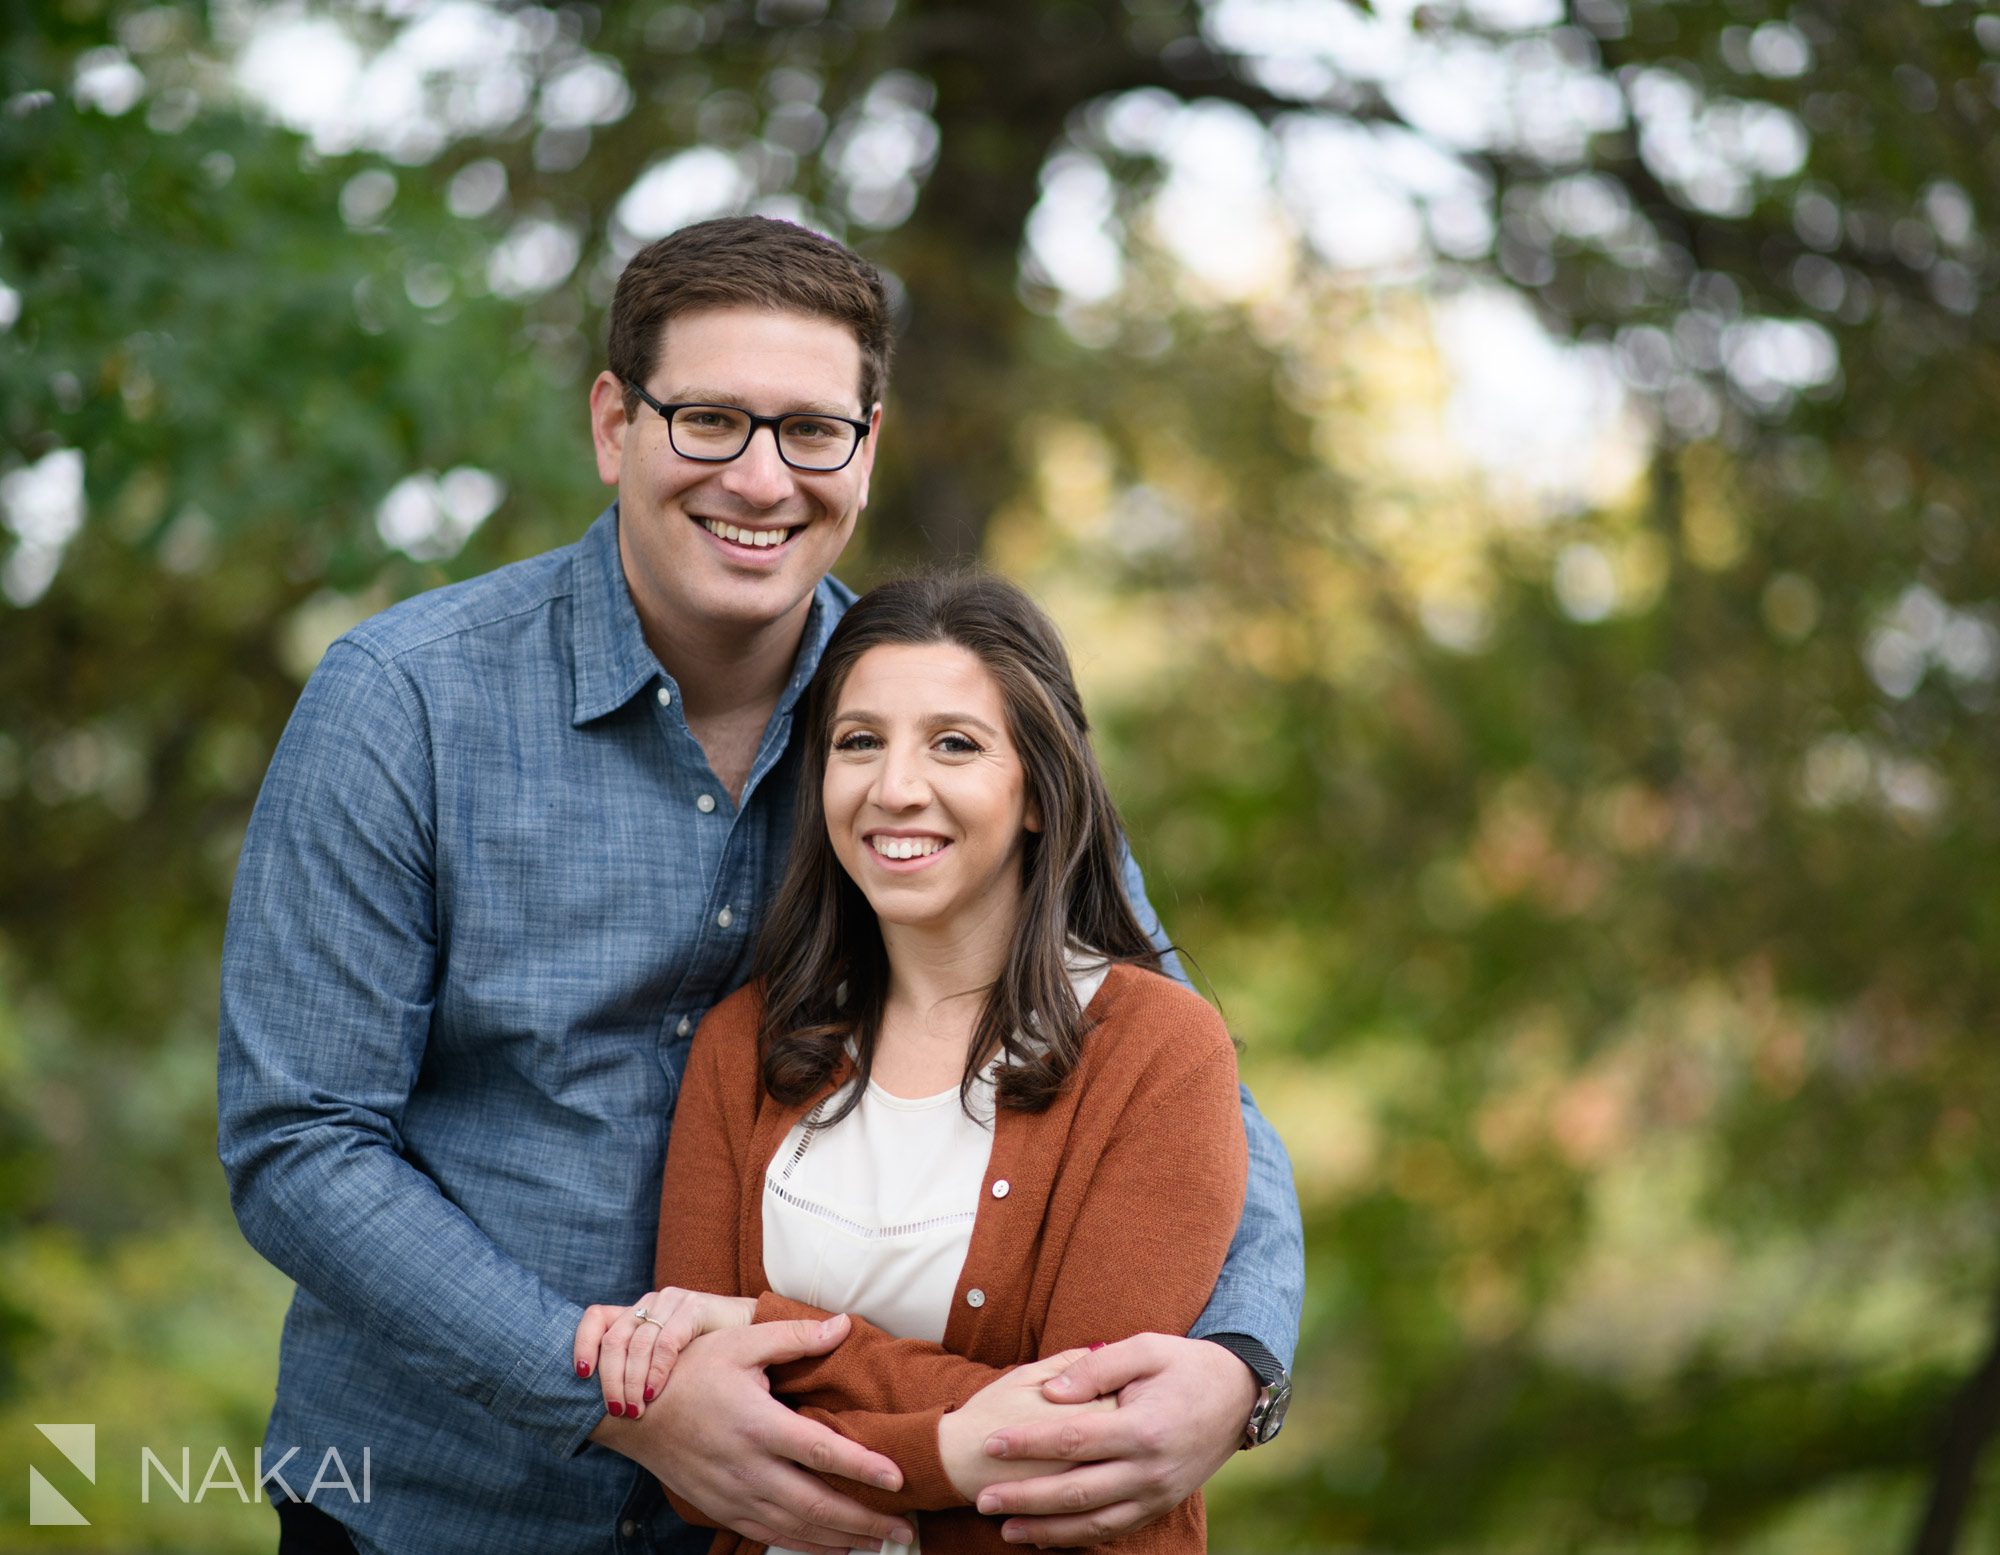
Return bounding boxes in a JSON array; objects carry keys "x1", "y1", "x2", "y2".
[{"x1": 623, "y1": 379, "x2": 871, "y2": 472}]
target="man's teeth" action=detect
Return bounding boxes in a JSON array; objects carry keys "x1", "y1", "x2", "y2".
[
  {"x1": 702, "y1": 519, "x2": 792, "y2": 548},
  {"x1": 871, "y1": 837, "x2": 947, "y2": 860}
]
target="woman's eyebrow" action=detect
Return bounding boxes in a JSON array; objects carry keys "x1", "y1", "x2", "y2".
[{"x1": 832, "y1": 709, "x2": 1002, "y2": 738}]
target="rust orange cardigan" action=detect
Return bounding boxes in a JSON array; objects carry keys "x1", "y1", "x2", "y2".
[{"x1": 651, "y1": 961, "x2": 1249, "y2": 1555}]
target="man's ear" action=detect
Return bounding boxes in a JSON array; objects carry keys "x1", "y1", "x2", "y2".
[{"x1": 588, "y1": 372, "x2": 632, "y2": 486}]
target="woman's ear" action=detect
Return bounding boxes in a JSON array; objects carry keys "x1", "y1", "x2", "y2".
[{"x1": 1024, "y1": 794, "x2": 1042, "y2": 834}]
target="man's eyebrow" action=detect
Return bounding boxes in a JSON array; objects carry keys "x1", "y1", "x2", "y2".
[
  {"x1": 833, "y1": 709, "x2": 1003, "y2": 739},
  {"x1": 671, "y1": 389, "x2": 860, "y2": 417}
]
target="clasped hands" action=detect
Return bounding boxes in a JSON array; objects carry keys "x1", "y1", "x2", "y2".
[{"x1": 583, "y1": 1291, "x2": 1256, "y2": 1553}]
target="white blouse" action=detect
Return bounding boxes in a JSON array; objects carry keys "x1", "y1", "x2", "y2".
[{"x1": 761, "y1": 956, "x2": 1109, "y2": 1555}]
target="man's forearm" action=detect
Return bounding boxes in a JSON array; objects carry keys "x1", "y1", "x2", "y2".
[
  {"x1": 223, "y1": 1114, "x2": 604, "y2": 1455},
  {"x1": 1191, "y1": 1083, "x2": 1304, "y2": 1370}
]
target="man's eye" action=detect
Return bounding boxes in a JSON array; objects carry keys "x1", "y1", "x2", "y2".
[{"x1": 783, "y1": 420, "x2": 838, "y2": 442}]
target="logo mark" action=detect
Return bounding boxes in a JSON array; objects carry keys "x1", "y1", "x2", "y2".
[{"x1": 29, "y1": 1423, "x2": 95, "y2": 1526}]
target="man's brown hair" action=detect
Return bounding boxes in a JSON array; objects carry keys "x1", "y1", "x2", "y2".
[{"x1": 608, "y1": 216, "x2": 893, "y2": 418}]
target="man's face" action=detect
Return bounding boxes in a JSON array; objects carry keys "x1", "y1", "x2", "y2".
[{"x1": 590, "y1": 305, "x2": 880, "y2": 642}]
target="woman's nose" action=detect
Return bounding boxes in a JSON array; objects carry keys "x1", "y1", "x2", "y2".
[{"x1": 873, "y1": 748, "x2": 928, "y2": 809}]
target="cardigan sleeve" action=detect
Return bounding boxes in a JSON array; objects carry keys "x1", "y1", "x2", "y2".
[
  {"x1": 756, "y1": 992, "x2": 1249, "y2": 1512},
  {"x1": 650, "y1": 1003, "x2": 753, "y2": 1532}
]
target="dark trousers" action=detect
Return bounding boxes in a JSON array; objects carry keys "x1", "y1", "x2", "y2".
[{"x1": 276, "y1": 1497, "x2": 360, "y2": 1554}]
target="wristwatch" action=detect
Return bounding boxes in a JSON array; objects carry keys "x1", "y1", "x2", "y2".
[{"x1": 1203, "y1": 1334, "x2": 1292, "y2": 1449}]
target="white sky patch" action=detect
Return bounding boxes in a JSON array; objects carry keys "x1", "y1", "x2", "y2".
[
  {"x1": 1281, "y1": 119, "x2": 1442, "y2": 274},
  {"x1": 1720, "y1": 317, "x2": 1838, "y2": 411},
  {"x1": 2, "y1": 447, "x2": 86, "y2": 606},
  {"x1": 827, "y1": 72, "x2": 940, "y2": 231},
  {"x1": 487, "y1": 216, "x2": 580, "y2": 297},
  {"x1": 376, "y1": 466, "x2": 505, "y2": 561},
  {"x1": 1025, "y1": 152, "x2": 1123, "y2": 302},
  {"x1": 616, "y1": 148, "x2": 753, "y2": 241},
  {"x1": 232, "y1": 1, "x2": 545, "y2": 163},
  {"x1": 73, "y1": 45, "x2": 147, "y2": 115},
  {"x1": 1432, "y1": 287, "x2": 1638, "y2": 508},
  {"x1": 1150, "y1": 102, "x2": 1292, "y2": 300}
]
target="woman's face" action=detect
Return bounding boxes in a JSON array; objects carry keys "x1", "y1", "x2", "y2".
[{"x1": 823, "y1": 641, "x2": 1040, "y2": 952}]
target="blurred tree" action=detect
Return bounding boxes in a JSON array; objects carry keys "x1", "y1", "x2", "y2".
[{"x1": 3, "y1": 1, "x2": 1997, "y2": 1551}]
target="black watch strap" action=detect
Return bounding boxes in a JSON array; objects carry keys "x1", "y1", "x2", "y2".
[{"x1": 1201, "y1": 1332, "x2": 1284, "y2": 1388}]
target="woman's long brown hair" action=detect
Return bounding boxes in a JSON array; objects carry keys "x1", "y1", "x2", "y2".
[{"x1": 753, "y1": 570, "x2": 1163, "y2": 1121}]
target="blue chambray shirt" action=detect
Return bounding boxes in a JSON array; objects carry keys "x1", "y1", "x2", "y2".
[{"x1": 219, "y1": 505, "x2": 1302, "y2": 1555}]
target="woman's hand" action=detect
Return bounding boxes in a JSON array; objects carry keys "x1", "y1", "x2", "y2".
[
  {"x1": 574, "y1": 1288, "x2": 756, "y2": 1420},
  {"x1": 937, "y1": 1349, "x2": 1115, "y2": 1502}
]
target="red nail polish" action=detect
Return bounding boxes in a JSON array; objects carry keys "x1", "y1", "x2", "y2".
[
  {"x1": 609, "y1": 1401, "x2": 623, "y2": 1417},
  {"x1": 643, "y1": 1385, "x2": 656, "y2": 1402},
  {"x1": 1088, "y1": 1342, "x2": 1106, "y2": 1351},
  {"x1": 577, "y1": 1361, "x2": 591, "y2": 1378}
]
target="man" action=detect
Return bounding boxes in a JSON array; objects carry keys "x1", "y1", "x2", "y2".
[{"x1": 219, "y1": 217, "x2": 1301, "y2": 1555}]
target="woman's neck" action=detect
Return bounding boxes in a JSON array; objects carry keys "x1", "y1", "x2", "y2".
[{"x1": 874, "y1": 895, "x2": 1020, "y2": 1062}]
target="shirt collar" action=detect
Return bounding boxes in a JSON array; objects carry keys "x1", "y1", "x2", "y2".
[
  {"x1": 569, "y1": 502, "x2": 852, "y2": 728},
  {"x1": 569, "y1": 503, "x2": 662, "y2": 727}
]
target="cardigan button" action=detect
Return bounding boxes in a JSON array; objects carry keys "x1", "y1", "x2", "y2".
[
  {"x1": 991, "y1": 1179, "x2": 1010, "y2": 1198},
  {"x1": 966, "y1": 1288, "x2": 986, "y2": 1308}
]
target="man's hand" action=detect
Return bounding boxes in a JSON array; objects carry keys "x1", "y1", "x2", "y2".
[
  {"x1": 936, "y1": 1350, "x2": 1112, "y2": 1500},
  {"x1": 973, "y1": 1333, "x2": 1257, "y2": 1547},
  {"x1": 593, "y1": 1314, "x2": 917, "y2": 1555}
]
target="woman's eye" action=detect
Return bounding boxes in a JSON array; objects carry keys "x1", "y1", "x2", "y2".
[
  {"x1": 935, "y1": 733, "x2": 981, "y2": 755},
  {"x1": 832, "y1": 731, "x2": 880, "y2": 752}
]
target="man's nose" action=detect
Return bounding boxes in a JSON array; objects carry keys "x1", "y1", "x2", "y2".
[{"x1": 716, "y1": 425, "x2": 797, "y2": 508}]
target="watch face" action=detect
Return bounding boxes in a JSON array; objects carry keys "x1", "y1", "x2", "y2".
[{"x1": 1252, "y1": 1377, "x2": 1291, "y2": 1444}]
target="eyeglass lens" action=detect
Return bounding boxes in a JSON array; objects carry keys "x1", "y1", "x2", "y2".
[{"x1": 668, "y1": 405, "x2": 858, "y2": 471}]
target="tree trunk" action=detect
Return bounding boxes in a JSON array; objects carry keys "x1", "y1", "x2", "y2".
[{"x1": 1909, "y1": 1275, "x2": 2000, "y2": 1555}]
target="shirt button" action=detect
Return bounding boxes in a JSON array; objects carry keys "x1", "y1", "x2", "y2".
[
  {"x1": 696, "y1": 793, "x2": 716, "y2": 814},
  {"x1": 655, "y1": 687, "x2": 671, "y2": 707},
  {"x1": 619, "y1": 1518, "x2": 639, "y2": 1538},
  {"x1": 716, "y1": 906, "x2": 733, "y2": 928},
  {"x1": 966, "y1": 1288, "x2": 986, "y2": 1308},
  {"x1": 991, "y1": 1180, "x2": 1010, "y2": 1199},
  {"x1": 676, "y1": 1016, "x2": 691, "y2": 1038}
]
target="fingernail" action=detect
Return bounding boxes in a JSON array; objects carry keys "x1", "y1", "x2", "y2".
[
  {"x1": 1047, "y1": 1375, "x2": 1075, "y2": 1394},
  {"x1": 978, "y1": 1492, "x2": 1000, "y2": 1514},
  {"x1": 1088, "y1": 1341, "x2": 1106, "y2": 1351},
  {"x1": 876, "y1": 1470, "x2": 899, "y2": 1489},
  {"x1": 577, "y1": 1361, "x2": 591, "y2": 1378},
  {"x1": 608, "y1": 1401, "x2": 623, "y2": 1417},
  {"x1": 819, "y1": 1316, "x2": 841, "y2": 1341},
  {"x1": 1002, "y1": 1524, "x2": 1027, "y2": 1543},
  {"x1": 628, "y1": 1404, "x2": 641, "y2": 1418},
  {"x1": 643, "y1": 1385, "x2": 656, "y2": 1402},
  {"x1": 985, "y1": 1435, "x2": 1009, "y2": 1459},
  {"x1": 892, "y1": 1525, "x2": 916, "y2": 1544}
]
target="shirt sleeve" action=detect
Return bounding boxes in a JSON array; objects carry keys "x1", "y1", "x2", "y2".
[
  {"x1": 1119, "y1": 837, "x2": 1305, "y2": 1372},
  {"x1": 745, "y1": 1008, "x2": 1250, "y2": 1513},
  {"x1": 217, "y1": 640, "x2": 602, "y2": 1458}
]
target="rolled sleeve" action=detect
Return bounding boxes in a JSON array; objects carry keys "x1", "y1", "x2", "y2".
[{"x1": 1118, "y1": 837, "x2": 1305, "y2": 1371}]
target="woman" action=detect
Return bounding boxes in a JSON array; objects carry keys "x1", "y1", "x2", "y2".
[{"x1": 576, "y1": 572, "x2": 1247, "y2": 1553}]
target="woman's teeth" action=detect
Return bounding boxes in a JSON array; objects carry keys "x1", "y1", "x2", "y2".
[
  {"x1": 701, "y1": 518, "x2": 792, "y2": 548},
  {"x1": 871, "y1": 837, "x2": 946, "y2": 860}
]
